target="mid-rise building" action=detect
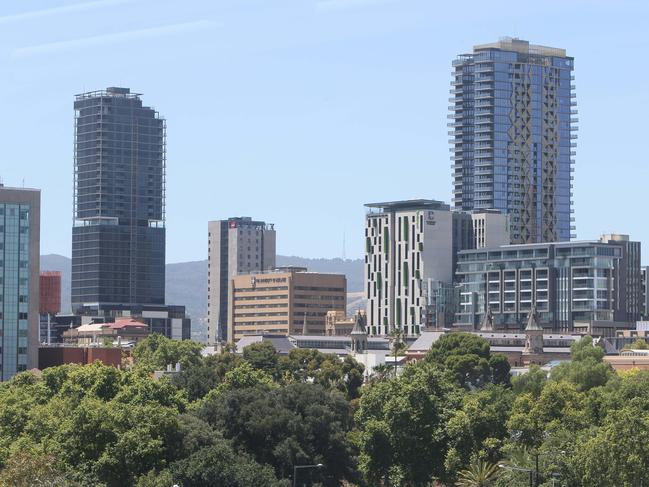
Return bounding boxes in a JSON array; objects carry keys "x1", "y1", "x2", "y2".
[
  {"x1": 470, "y1": 210, "x2": 510, "y2": 249},
  {"x1": 72, "y1": 87, "x2": 166, "y2": 311},
  {"x1": 364, "y1": 200, "x2": 510, "y2": 336},
  {"x1": 455, "y1": 234, "x2": 642, "y2": 332},
  {"x1": 0, "y1": 185, "x2": 40, "y2": 379},
  {"x1": 450, "y1": 37, "x2": 577, "y2": 243},
  {"x1": 207, "y1": 217, "x2": 276, "y2": 344},
  {"x1": 229, "y1": 267, "x2": 346, "y2": 342},
  {"x1": 39, "y1": 271, "x2": 62, "y2": 344}
]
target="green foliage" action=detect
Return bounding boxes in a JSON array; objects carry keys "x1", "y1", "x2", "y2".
[
  {"x1": 171, "y1": 442, "x2": 285, "y2": 487},
  {"x1": 132, "y1": 333, "x2": 203, "y2": 372},
  {"x1": 622, "y1": 338, "x2": 649, "y2": 350},
  {"x1": 454, "y1": 460, "x2": 500, "y2": 487},
  {"x1": 426, "y1": 333, "x2": 510, "y2": 388},
  {"x1": 511, "y1": 365, "x2": 547, "y2": 397},
  {"x1": 196, "y1": 383, "x2": 356, "y2": 486},
  {"x1": 355, "y1": 362, "x2": 462, "y2": 485},
  {"x1": 243, "y1": 341, "x2": 280, "y2": 375},
  {"x1": 549, "y1": 336, "x2": 613, "y2": 392},
  {"x1": 0, "y1": 450, "x2": 80, "y2": 487}
]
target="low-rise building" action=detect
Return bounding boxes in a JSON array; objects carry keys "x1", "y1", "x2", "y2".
[
  {"x1": 605, "y1": 349, "x2": 649, "y2": 372},
  {"x1": 63, "y1": 318, "x2": 149, "y2": 347},
  {"x1": 325, "y1": 311, "x2": 356, "y2": 336},
  {"x1": 229, "y1": 267, "x2": 346, "y2": 341}
]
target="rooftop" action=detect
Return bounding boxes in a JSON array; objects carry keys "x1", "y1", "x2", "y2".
[
  {"x1": 365, "y1": 199, "x2": 450, "y2": 212},
  {"x1": 474, "y1": 37, "x2": 567, "y2": 57}
]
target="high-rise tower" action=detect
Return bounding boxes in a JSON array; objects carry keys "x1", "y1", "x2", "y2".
[
  {"x1": 207, "y1": 217, "x2": 276, "y2": 344},
  {"x1": 450, "y1": 37, "x2": 577, "y2": 243},
  {"x1": 72, "y1": 87, "x2": 166, "y2": 311}
]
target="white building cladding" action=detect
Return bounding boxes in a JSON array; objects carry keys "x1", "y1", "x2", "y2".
[
  {"x1": 364, "y1": 200, "x2": 456, "y2": 337},
  {"x1": 454, "y1": 235, "x2": 642, "y2": 332}
]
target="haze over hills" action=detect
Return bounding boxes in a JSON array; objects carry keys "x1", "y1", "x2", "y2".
[{"x1": 40, "y1": 254, "x2": 365, "y2": 323}]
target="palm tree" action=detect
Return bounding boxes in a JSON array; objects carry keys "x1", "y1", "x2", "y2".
[{"x1": 455, "y1": 460, "x2": 500, "y2": 487}]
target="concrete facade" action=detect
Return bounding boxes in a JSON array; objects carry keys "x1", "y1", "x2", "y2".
[{"x1": 207, "y1": 217, "x2": 276, "y2": 344}]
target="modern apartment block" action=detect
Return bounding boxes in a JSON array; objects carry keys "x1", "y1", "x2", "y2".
[
  {"x1": 228, "y1": 267, "x2": 346, "y2": 342},
  {"x1": 455, "y1": 234, "x2": 642, "y2": 332},
  {"x1": 471, "y1": 210, "x2": 510, "y2": 249},
  {"x1": 450, "y1": 37, "x2": 577, "y2": 243},
  {"x1": 72, "y1": 87, "x2": 166, "y2": 310},
  {"x1": 0, "y1": 185, "x2": 40, "y2": 379},
  {"x1": 207, "y1": 217, "x2": 276, "y2": 344},
  {"x1": 365, "y1": 200, "x2": 455, "y2": 337},
  {"x1": 364, "y1": 200, "x2": 510, "y2": 336}
]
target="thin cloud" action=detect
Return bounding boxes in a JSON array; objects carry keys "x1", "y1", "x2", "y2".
[
  {"x1": 0, "y1": 0, "x2": 136, "y2": 24},
  {"x1": 12, "y1": 20, "x2": 217, "y2": 58},
  {"x1": 316, "y1": 0, "x2": 394, "y2": 12}
]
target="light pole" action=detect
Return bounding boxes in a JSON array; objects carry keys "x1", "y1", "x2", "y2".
[
  {"x1": 499, "y1": 464, "x2": 533, "y2": 487},
  {"x1": 533, "y1": 450, "x2": 566, "y2": 486},
  {"x1": 292, "y1": 463, "x2": 324, "y2": 487}
]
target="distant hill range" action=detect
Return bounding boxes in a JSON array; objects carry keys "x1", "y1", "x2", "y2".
[{"x1": 40, "y1": 254, "x2": 365, "y2": 323}]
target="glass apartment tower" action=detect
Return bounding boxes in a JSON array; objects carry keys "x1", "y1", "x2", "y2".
[
  {"x1": 450, "y1": 38, "x2": 577, "y2": 243},
  {"x1": 0, "y1": 186, "x2": 40, "y2": 380},
  {"x1": 72, "y1": 87, "x2": 166, "y2": 312}
]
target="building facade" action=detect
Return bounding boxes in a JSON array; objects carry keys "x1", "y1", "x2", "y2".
[
  {"x1": 455, "y1": 235, "x2": 642, "y2": 332},
  {"x1": 207, "y1": 217, "x2": 276, "y2": 344},
  {"x1": 72, "y1": 87, "x2": 166, "y2": 311},
  {"x1": 39, "y1": 271, "x2": 62, "y2": 345},
  {"x1": 364, "y1": 200, "x2": 510, "y2": 336},
  {"x1": 228, "y1": 267, "x2": 346, "y2": 342},
  {"x1": 74, "y1": 303, "x2": 190, "y2": 340},
  {"x1": 450, "y1": 37, "x2": 577, "y2": 243},
  {"x1": 0, "y1": 186, "x2": 40, "y2": 379}
]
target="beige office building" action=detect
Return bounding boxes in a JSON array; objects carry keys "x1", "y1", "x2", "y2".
[{"x1": 229, "y1": 267, "x2": 346, "y2": 342}]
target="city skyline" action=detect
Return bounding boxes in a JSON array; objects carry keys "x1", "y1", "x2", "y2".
[{"x1": 1, "y1": 1, "x2": 648, "y2": 263}]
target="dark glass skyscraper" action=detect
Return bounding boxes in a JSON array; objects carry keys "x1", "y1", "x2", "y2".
[
  {"x1": 72, "y1": 87, "x2": 166, "y2": 312},
  {"x1": 450, "y1": 38, "x2": 577, "y2": 243}
]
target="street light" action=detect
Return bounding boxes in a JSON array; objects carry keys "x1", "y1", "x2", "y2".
[
  {"x1": 499, "y1": 464, "x2": 533, "y2": 487},
  {"x1": 532, "y1": 450, "x2": 566, "y2": 487},
  {"x1": 293, "y1": 463, "x2": 324, "y2": 487}
]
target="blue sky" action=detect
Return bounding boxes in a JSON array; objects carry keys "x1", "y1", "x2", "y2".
[{"x1": 1, "y1": 0, "x2": 648, "y2": 263}]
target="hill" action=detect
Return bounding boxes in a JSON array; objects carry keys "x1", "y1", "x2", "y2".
[{"x1": 40, "y1": 254, "x2": 365, "y2": 322}]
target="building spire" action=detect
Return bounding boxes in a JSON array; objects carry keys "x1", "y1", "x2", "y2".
[
  {"x1": 524, "y1": 305, "x2": 542, "y2": 332},
  {"x1": 480, "y1": 304, "x2": 494, "y2": 331}
]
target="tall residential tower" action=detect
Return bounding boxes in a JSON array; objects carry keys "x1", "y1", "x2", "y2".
[
  {"x1": 450, "y1": 37, "x2": 577, "y2": 243},
  {"x1": 72, "y1": 87, "x2": 166, "y2": 311},
  {"x1": 207, "y1": 217, "x2": 276, "y2": 344}
]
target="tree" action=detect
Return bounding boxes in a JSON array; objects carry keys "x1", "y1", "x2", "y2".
[
  {"x1": 426, "y1": 333, "x2": 508, "y2": 388},
  {"x1": 132, "y1": 334, "x2": 203, "y2": 372},
  {"x1": 511, "y1": 365, "x2": 547, "y2": 397},
  {"x1": 0, "y1": 450, "x2": 80, "y2": 487},
  {"x1": 170, "y1": 441, "x2": 285, "y2": 487},
  {"x1": 242, "y1": 341, "x2": 279, "y2": 376},
  {"x1": 196, "y1": 383, "x2": 356, "y2": 485},
  {"x1": 622, "y1": 338, "x2": 649, "y2": 350},
  {"x1": 455, "y1": 460, "x2": 500, "y2": 487},
  {"x1": 355, "y1": 361, "x2": 462, "y2": 485},
  {"x1": 445, "y1": 385, "x2": 514, "y2": 475},
  {"x1": 549, "y1": 336, "x2": 613, "y2": 392},
  {"x1": 570, "y1": 405, "x2": 649, "y2": 486}
]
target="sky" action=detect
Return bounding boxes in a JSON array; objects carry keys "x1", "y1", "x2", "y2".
[{"x1": 1, "y1": 0, "x2": 648, "y2": 263}]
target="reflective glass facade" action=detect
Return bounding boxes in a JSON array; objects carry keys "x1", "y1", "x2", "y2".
[
  {"x1": 450, "y1": 38, "x2": 577, "y2": 243},
  {"x1": 72, "y1": 87, "x2": 166, "y2": 311},
  {"x1": 455, "y1": 238, "x2": 641, "y2": 332},
  {"x1": 0, "y1": 188, "x2": 40, "y2": 380}
]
